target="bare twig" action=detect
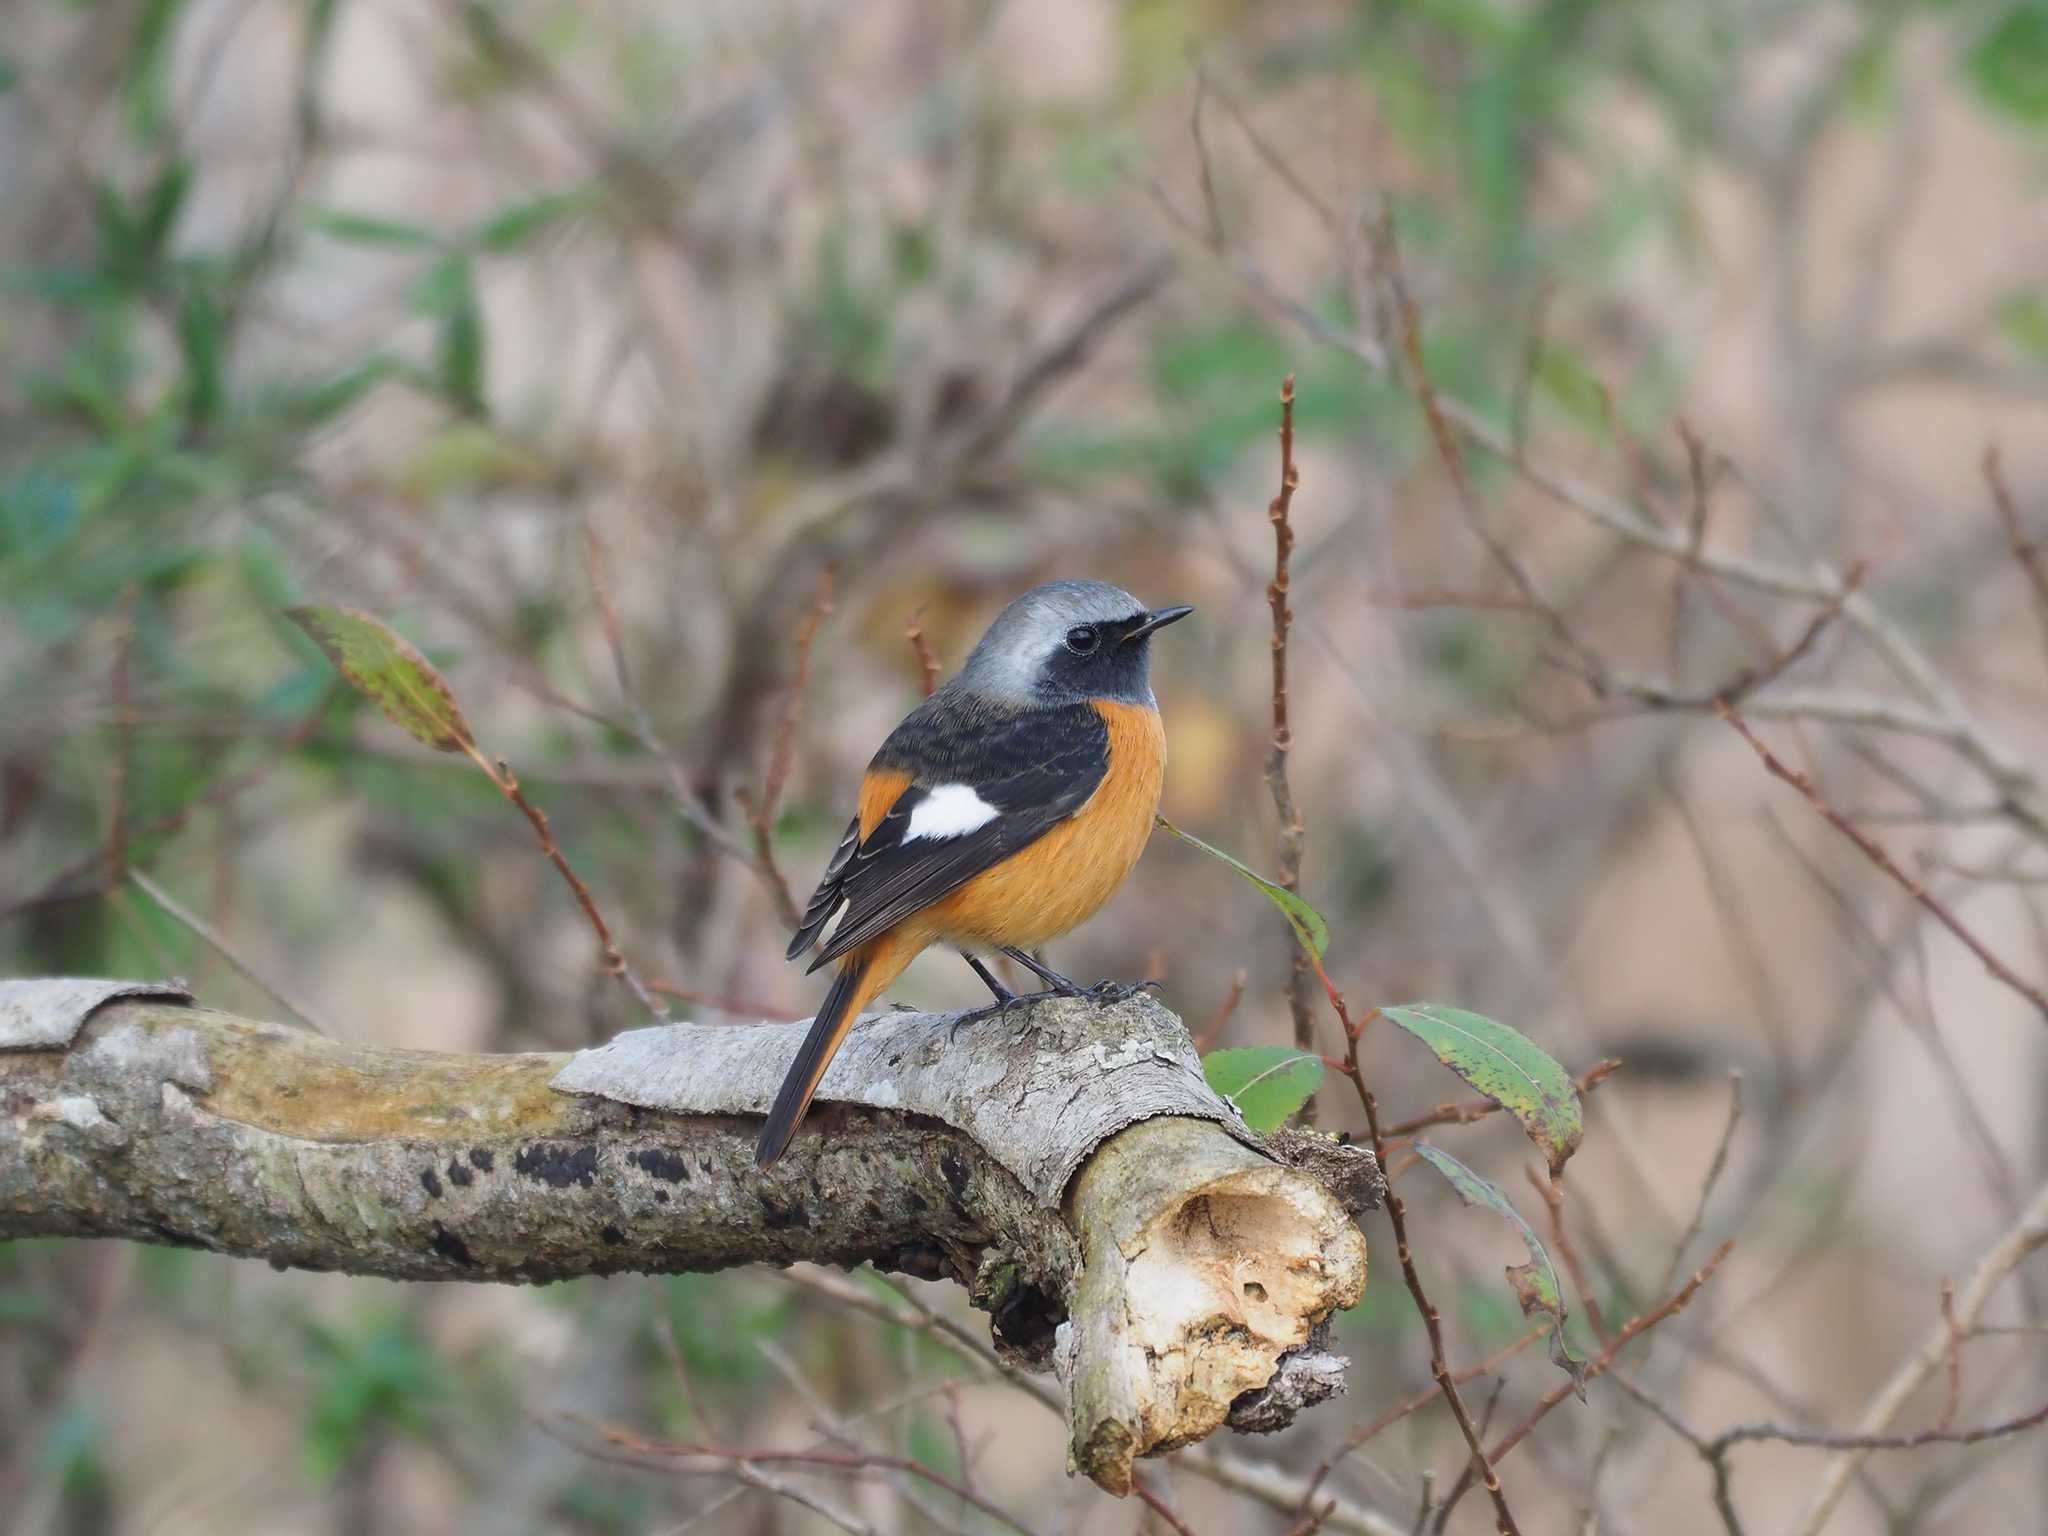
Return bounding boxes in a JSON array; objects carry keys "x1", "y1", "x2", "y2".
[
  {"x1": 1434, "y1": 1241, "x2": 1734, "y2": 1527},
  {"x1": 1790, "y1": 1177, "x2": 2048, "y2": 1533},
  {"x1": 461, "y1": 744, "x2": 666, "y2": 1021},
  {"x1": 644, "y1": 979, "x2": 802, "y2": 1021},
  {"x1": 736, "y1": 566, "x2": 835, "y2": 933},
  {"x1": 1659, "y1": 1072, "x2": 1743, "y2": 1295},
  {"x1": 1384, "y1": 1059, "x2": 1621, "y2": 1139},
  {"x1": 588, "y1": 1422, "x2": 1038, "y2": 1536},
  {"x1": 1194, "y1": 968, "x2": 1248, "y2": 1052},
  {"x1": 1985, "y1": 442, "x2": 2048, "y2": 665},
  {"x1": 1328, "y1": 993, "x2": 1524, "y2": 1536},
  {"x1": 106, "y1": 586, "x2": 138, "y2": 883},
  {"x1": 1715, "y1": 701, "x2": 2048, "y2": 1026},
  {"x1": 1527, "y1": 1167, "x2": 1612, "y2": 1345},
  {"x1": 1262, "y1": 375, "x2": 1317, "y2": 1087},
  {"x1": 128, "y1": 868, "x2": 334, "y2": 1036}
]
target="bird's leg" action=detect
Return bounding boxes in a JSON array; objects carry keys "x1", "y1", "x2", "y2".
[
  {"x1": 950, "y1": 952, "x2": 1068, "y2": 1035},
  {"x1": 998, "y1": 945, "x2": 1089, "y2": 996},
  {"x1": 961, "y1": 952, "x2": 1016, "y2": 1005}
]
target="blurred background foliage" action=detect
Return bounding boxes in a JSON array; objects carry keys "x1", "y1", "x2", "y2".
[{"x1": 5, "y1": 0, "x2": 2048, "y2": 1531}]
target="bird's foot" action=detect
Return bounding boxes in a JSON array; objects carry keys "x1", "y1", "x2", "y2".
[
  {"x1": 949, "y1": 986, "x2": 1074, "y2": 1037},
  {"x1": 1086, "y1": 978, "x2": 1163, "y2": 1005}
]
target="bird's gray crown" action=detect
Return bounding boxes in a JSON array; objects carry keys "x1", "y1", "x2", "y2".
[{"x1": 956, "y1": 579, "x2": 1153, "y2": 705}]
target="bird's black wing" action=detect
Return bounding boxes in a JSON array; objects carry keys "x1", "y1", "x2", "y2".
[{"x1": 788, "y1": 691, "x2": 1109, "y2": 971}]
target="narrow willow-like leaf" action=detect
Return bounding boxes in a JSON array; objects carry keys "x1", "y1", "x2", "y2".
[
  {"x1": 1382, "y1": 1003, "x2": 1582, "y2": 1173},
  {"x1": 1157, "y1": 816, "x2": 1329, "y2": 958},
  {"x1": 1201, "y1": 1046, "x2": 1323, "y2": 1133},
  {"x1": 286, "y1": 605, "x2": 475, "y2": 755},
  {"x1": 1414, "y1": 1143, "x2": 1586, "y2": 1397}
]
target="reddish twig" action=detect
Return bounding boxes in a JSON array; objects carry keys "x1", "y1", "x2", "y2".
[
  {"x1": 1384, "y1": 1059, "x2": 1621, "y2": 1139},
  {"x1": 1322, "y1": 982, "x2": 1523, "y2": 1536},
  {"x1": 1527, "y1": 1166, "x2": 1612, "y2": 1345},
  {"x1": 1133, "y1": 1472, "x2": 1202, "y2": 1536},
  {"x1": 1715, "y1": 701, "x2": 2048, "y2": 1026},
  {"x1": 1262, "y1": 376, "x2": 1318, "y2": 1096},
  {"x1": 1194, "y1": 968, "x2": 1248, "y2": 1052},
  {"x1": 736, "y1": 566, "x2": 835, "y2": 932},
  {"x1": 904, "y1": 606, "x2": 940, "y2": 697},
  {"x1": 1985, "y1": 443, "x2": 2048, "y2": 666},
  {"x1": 1659, "y1": 1071, "x2": 1743, "y2": 1295},
  {"x1": 463, "y1": 744, "x2": 665, "y2": 1021},
  {"x1": 1434, "y1": 1241, "x2": 1733, "y2": 1528},
  {"x1": 1291, "y1": 1326, "x2": 1546, "y2": 1519},
  {"x1": 587, "y1": 1422, "x2": 1034, "y2": 1536}
]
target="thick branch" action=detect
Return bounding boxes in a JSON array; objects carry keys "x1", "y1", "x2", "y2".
[{"x1": 0, "y1": 979, "x2": 1372, "y2": 1494}]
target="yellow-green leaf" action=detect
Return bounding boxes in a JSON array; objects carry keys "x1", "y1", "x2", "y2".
[
  {"x1": 1382, "y1": 1003, "x2": 1582, "y2": 1173},
  {"x1": 286, "y1": 605, "x2": 475, "y2": 754},
  {"x1": 1158, "y1": 816, "x2": 1328, "y2": 958},
  {"x1": 1414, "y1": 1143, "x2": 1586, "y2": 1397},
  {"x1": 1201, "y1": 1046, "x2": 1323, "y2": 1133}
]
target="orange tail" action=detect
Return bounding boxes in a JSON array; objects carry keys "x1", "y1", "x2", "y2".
[{"x1": 756, "y1": 953, "x2": 876, "y2": 1167}]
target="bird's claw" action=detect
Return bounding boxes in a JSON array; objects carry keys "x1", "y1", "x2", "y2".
[{"x1": 1087, "y1": 978, "x2": 1162, "y2": 1004}]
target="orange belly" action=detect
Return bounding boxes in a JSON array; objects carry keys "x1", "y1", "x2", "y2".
[{"x1": 926, "y1": 699, "x2": 1165, "y2": 950}]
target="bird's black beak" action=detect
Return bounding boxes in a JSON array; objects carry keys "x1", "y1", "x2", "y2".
[{"x1": 1122, "y1": 604, "x2": 1194, "y2": 643}]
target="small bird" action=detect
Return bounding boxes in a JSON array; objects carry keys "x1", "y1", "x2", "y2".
[{"x1": 755, "y1": 579, "x2": 1193, "y2": 1167}]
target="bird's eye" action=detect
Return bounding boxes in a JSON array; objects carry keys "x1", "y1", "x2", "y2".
[{"x1": 1064, "y1": 624, "x2": 1100, "y2": 656}]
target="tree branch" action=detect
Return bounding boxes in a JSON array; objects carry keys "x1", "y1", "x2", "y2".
[{"x1": 0, "y1": 978, "x2": 1371, "y2": 1496}]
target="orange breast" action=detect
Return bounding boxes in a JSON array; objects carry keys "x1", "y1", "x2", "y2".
[{"x1": 929, "y1": 699, "x2": 1166, "y2": 950}]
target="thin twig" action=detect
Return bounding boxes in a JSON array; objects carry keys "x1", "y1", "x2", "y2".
[
  {"x1": 1261, "y1": 375, "x2": 1318, "y2": 1097},
  {"x1": 587, "y1": 1422, "x2": 1037, "y2": 1536},
  {"x1": 1433, "y1": 1241, "x2": 1734, "y2": 1527},
  {"x1": 1715, "y1": 701, "x2": 2048, "y2": 1026},
  {"x1": 1660, "y1": 1072, "x2": 1744, "y2": 1295},
  {"x1": 1384, "y1": 1059, "x2": 1621, "y2": 1139},
  {"x1": 128, "y1": 868, "x2": 334, "y2": 1036},
  {"x1": 462, "y1": 744, "x2": 666, "y2": 1021},
  {"x1": 1984, "y1": 442, "x2": 2048, "y2": 666},
  {"x1": 1194, "y1": 969, "x2": 1248, "y2": 1052},
  {"x1": 644, "y1": 979, "x2": 802, "y2": 1021},
  {"x1": 736, "y1": 566, "x2": 835, "y2": 932},
  {"x1": 1329, "y1": 996, "x2": 1524, "y2": 1536},
  {"x1": 1527, "y1": 1168, "x2": 1611, "y2": 1345},
  {"x1": 1291, "y1": 1328, "x2": 1547, "y2": 1520}
]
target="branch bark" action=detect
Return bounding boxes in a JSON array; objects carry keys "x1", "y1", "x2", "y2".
[{"x1": 0, "y1": 978, "x2": 1373, "y2": 1495}]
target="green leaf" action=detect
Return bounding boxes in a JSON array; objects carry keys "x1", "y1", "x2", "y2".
[
  {"x1": 421, "y1": 257, "x2": 485, "y2": 415},
  {"x1": 1414, "y1": 1143, "x2": 1586, "y2": 1397},
  {"x1": 285, "y1": 604, "x2": 477, "y2": 754},
  {"x1": 1381, "y1": 1004, "x2": 1582, "y2": 1173},
  {"x1": 310, "y1": 208, "x2": 445, "y2": 249},
  {"x1": 1996, "y1": 292, "x2": 2048, "y2": 359},
  {"x1": 1202, "y1": 1046, "x2": 1324, "y2": 1133},
  {"x1": 470, "y1": 186, "x2": 599, "y2": 252},
  {"x1": 1157, "y1": 817, "x2": 1329, "y2": 958},
  {"x1": 176, "y1": 282, "x2": 224, "y2": 426},
  {"x1": 1969, "y1": 6, "x2": 2048, "y2": 125}
]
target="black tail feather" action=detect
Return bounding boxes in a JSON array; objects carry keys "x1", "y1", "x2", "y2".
[{"x1": 755, "y1": 957, "x2": 868, "y2": 1168}]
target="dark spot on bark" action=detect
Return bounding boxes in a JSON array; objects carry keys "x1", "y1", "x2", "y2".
[
  {"x1": 939, "y1": 1147, "x2": 969, "y2": 1200},
  {"x1": 653, "y1": 1189, "x2": 670, "y2": 1204},
  {"x1": 905, "y1": 1188, "x2": 928, "y2": 1213},
  {"x1": 148, "y1": 1222, "x2": 211, "y2": 1252},
  {"x1": 430, "y1": 1221, "x2": 475, "y2": 1268},
  {"x1": 420, "y1": 1168, "x2": 444, "y2": 1198},
  {"x1": 601, "y1": 1224, "x2": 625, "y2": 1246},
  {"x1": 515, "y1": 1143, "x2": 598, "y2": 1189},
  {"x1": 886, "y1": 1242, "x2": 948, "y2": 1280},
  {"x1": 469, "y1": 1148, "x2": 496, "y2": 1172},
  {"x1": 761, "y1": 1195, "x2": 810, "y2": 1230},
  {"x1": 993, "y1": 1280, "x2": 1062, "y2": 1359},
  {"x1": 631, "y1": 1147, "x2": 691, "y2": 1183},
  {"x1": 446, "y1": 1159, "x2": 473, "y2": 1188},
  {"x1": 862, "y1": 1200, "x2": 884, "y2": 1223}
]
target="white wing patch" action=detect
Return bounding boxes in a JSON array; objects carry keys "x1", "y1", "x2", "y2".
[{"x1": 904, "y1": 784, "x2": 1000, "y2": 842}]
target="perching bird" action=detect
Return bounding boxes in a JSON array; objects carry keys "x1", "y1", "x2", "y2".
[{"x1": 755, "y1": 579, "x2": 1193, "y2": 1167}]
